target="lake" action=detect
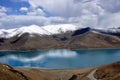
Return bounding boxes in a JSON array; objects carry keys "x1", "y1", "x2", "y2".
[{"x1": 0, "y1": 49, "x2": 120, "y2": 69}]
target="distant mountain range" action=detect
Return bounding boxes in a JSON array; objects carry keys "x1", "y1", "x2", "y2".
[{"x1": 0, "y1": 24, "x2": 120, "y2": 50}]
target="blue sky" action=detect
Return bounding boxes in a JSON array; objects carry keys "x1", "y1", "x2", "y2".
[
  {"x1": 0, "y1": 0, "x2": 120, "y2": 29},
  {"x1": 0, "y1": 0, "x2": 30, "y2": 15}
]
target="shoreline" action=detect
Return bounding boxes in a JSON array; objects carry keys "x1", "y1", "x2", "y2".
[
  {"x1": 0, "y1": 61, "x2": 120, "y2": 80},
  {"x1": 0, "y1": 47, "x2": 120, "y2": 52}
]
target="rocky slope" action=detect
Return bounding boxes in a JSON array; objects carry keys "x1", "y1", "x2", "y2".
[
  {"x1": 95, "y1": 61, "x2": 120, "y2": 80},
  {"x1": 0, "y1": 24, "x2": 120, "y2": 50},
  {"x1": 0, "y1": 61, "x2": 120, "y2": 80}
]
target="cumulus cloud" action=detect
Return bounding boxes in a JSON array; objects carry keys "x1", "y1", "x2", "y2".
[
  {"x1": 27, "y1": 7, "x2": 45, "y2": 16},
  {"x1": 0, "y1": 6, "x2": 7, "y2": 17},
  {"x1": 98, "y1": 13, "x2": 120, "y2": 28},
  {"x1": 74, "y1": 0, "x2": 92, "y2": 3},
  {"x1": 20, "y1": 6, "x2": 45, "y2": 16},
  {"x1": 0, "y1": 15, "x2": 88, "y2": 29},
  {"x1": 27, "y1": 0, "x2": 104, "y2": 17},
  {"x1": 0, "y1": 15, "x2": 49, "y2": 29},
  {"x1": 0, "y1": 13, "x2": 120, "y2": 29},
  {"x1": 0, "y1": 0, "x2": 120, "y2": 29},
  {"x1": 0, "y1": 15, "x2": 73, "y2": 29},
  {"x1": 99, "y1": 0, "x2": 120, "y2": 13},
  {"x1": 20, "y1": 7, "x2": 28, "y2": 12}
]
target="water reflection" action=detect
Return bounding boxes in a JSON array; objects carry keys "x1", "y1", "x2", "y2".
[{"x1": 0, "y1": 49, "x2": 120, "y2": 68}]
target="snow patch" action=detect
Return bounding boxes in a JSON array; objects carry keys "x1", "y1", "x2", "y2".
[{"x1": 0, "y1": 24, "x2": 78, "y2": 38}]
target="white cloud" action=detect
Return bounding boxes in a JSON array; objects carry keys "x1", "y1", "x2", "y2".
[
  {"x1": 20, "y1": 7, "x2": 28, "y2": 12},
  {"x1": 1, "y1": 0, "x2": 120, "y2": 29},
  {"x1": 99, "y1": 0, "x2": 120, "y2": 13},
  {"x1": 20, "y1": 6, "x2": 45, "y2": 16},
  {"x1": 0, "y1": 6, "x2": 7, "y2": 12},
  {"x1": 27, "y1": 0, "x2": 104, "y2": 17},
  {"x1": 0, "y1": 15, "x2": 85, "y2": 29},
  {"x1": 0, "y1": 13, "x2": 120, "y2": 29},
  {"x1": 98, "y1": 13, "x2": 120, "y2": 28},
  {"x1": 0, "y1": 15, "x2": 49, "y2": 29},
  {"x1": 27, "y1": 7, "x2": 45, "y2": 16},
  {"x1": 0, "y1": 6, "x2": 7, "y2": 17}
]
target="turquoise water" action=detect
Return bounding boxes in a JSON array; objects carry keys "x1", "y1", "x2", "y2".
[{"x1": 0, "y1": 49, "x2": 120, "y2": 68}]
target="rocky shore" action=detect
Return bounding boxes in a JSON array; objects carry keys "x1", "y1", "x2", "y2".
[{"x1": 0, "y1": 61, "x2": 120, "y2": 80}]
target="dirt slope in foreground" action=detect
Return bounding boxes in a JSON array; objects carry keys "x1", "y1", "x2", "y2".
[{"x1": 0, "y1": 61, "x2": 120, "y2": 80}]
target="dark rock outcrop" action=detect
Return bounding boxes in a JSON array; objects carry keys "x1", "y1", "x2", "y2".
[{"x1": 72, "y1": 27, "x2": 90, "y2": 36}]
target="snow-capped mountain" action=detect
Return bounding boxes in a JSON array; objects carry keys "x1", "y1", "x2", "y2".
[
  {"x1": 1, "y1": 23, "x2": 120, "y2": 39},
  {"x1": 93, "y1": 28, "x2": 120, "y2": 36},
  {"x1": 0, "y1": 24, "x2": 120, "y2": 50},
  {"x1": 0, "y1": 24, "x2": 78, "y2": 38}
]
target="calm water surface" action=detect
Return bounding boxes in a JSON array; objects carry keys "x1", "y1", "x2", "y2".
[{"x1": 0, "y1": 49, "x2": 120, "y2": 68}]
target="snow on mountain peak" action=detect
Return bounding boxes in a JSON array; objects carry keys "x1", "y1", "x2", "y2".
[
  {"x1": 42, "y1": 24, "x2": 78, "y2": 34},
  {"x1": 16, "y1": 25, "x2": 50, "y2": 35},
  {"x1": 0, "y1": 24, "x2": 78, "y2": 38}
]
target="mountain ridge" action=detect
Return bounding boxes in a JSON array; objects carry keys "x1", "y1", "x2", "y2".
[
  {"x1": 1, "y1": 24, "x2": 120, "y2": 38},
  {"x1": 0, "y1": 24, "x2": 120, "y2": 50},
  {"x1": 0, "y1": 24, "x2": 78, "y2": 38}
]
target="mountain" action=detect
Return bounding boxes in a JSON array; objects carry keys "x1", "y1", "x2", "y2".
[
  {"x1": 0, "y1": 24, "x2": 120, "y2": 50},
  {"x1": 93, "y1": 28, "x2": 120, "y2": 36},
  {"x1": 0, "y1": 24, "x2": 78, "y2": 38}
]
